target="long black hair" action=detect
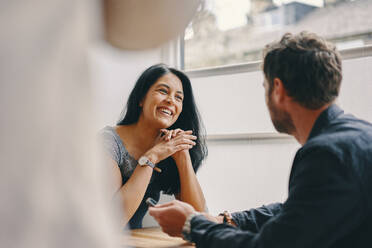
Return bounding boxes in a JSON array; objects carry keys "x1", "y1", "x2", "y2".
[{"x1": 117, "y1": 63, "x2": 207, "y2": 194}]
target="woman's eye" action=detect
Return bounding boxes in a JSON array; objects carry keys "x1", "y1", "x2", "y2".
[
  {"x1": 176, "y1": 95, "x2": 183, "y2": 101},
  {"x1": 158, "y1": 89, "x2": 167, "y2": 94}
]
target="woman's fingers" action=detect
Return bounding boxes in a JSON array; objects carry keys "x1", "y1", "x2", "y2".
[
  {"x1": 172, "y1": 134, "x2": 197, "y2": 142},
  {"x1": 173, "y1": 128, "x2": 183, "y2": 137},
  {"x1": 160, "y1": 129, "x2": 173, "y2": 141},
  {"x1": 159, "y1": 129, "x2": 169, "y2": 140},
  {"x1": 175, "y1": 144, "x2": 194, "y2": 151},
  {"x1": 173, "y1": 137, "x2": 196, "y2": 145},
  {"x1": 174, "y1": 130, "x2": 193, "y2": 136},
  {"x1": 160, "y1": 129, "x2": 169, "y2": 136},
  {"x1": 167, "y1": 131, "x2": 172, "y2": 140},
  {"x1": 161, "y1": 129, "x2": 194, "y2": 141},
  {"x1": 152, "y1": 129, "x2": 197, "y2": 159},
  {"x1": 166, "y1": 129, "x2": 182, "y2": 140}
]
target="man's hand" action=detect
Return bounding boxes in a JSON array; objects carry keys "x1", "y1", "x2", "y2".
[{"x1": 149, "y1": 200, "x2": 197, "y2": 237}]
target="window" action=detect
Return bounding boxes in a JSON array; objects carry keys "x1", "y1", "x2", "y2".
[{"x1": 183, "y1": 0, "x2": 372, "y2": 70}]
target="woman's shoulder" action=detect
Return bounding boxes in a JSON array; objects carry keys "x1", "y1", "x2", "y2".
[
  {"x1": 100, "y1": 126, "x2": 140, "y2": 179},
  {"x1": 100, "y1": 125, "x2": 115, "y2": 134},
  {"x1": 99, "y1": 125, "x2": 130, "y2": 163},
  {"x1": 100, "y1": 126, "x2": 121, "y2": 144}
]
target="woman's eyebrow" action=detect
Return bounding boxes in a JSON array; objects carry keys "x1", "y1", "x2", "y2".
[
  {"x1": 156, "y1": 83, "x2": 170, "y2": 89},
  {"x1": 157, "y1": 83, "x2": 183, "y2": 95}
]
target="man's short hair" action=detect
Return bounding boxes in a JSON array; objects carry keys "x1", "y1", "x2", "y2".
[{"x1": 263, "y1": 32, "x2": 342, "y2": 109}]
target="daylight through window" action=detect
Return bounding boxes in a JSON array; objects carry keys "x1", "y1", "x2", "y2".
[{"x1": 184, "y1": 0, "x2": 372, "y2": 70}]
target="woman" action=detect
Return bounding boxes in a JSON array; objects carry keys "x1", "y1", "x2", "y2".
[{"x1": 101, "y1": 64, "x2": 208, "y2": 229}]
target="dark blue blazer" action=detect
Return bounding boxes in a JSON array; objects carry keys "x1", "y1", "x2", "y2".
[{"x1": 190, "y1": 105, "x2": 372, "y2": 248}]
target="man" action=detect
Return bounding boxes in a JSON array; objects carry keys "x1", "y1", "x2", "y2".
[{"x1": 149, "y1": 32, "x2": 372, "y2": 247}]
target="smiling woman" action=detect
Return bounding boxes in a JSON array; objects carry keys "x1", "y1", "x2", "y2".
[
  {"x1": 100, "y1": 64, "x2": 208, "y2": 229},
  {"x1": 139, "y1": 73, "x2": 184, "y2": 130}
]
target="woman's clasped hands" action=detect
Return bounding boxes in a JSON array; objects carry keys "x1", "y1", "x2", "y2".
[{"x1": 144, "y1": 129, "x2": 197, "y2": 164}]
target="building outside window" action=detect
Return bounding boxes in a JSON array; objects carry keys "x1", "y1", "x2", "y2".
[{"x1": 184, "y1": 0, "x2": 372, "y2": 70}]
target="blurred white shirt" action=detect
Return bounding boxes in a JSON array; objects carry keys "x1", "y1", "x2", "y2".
[{"x1": 0, "y1": 1, "x2": 119, "y2": 247}]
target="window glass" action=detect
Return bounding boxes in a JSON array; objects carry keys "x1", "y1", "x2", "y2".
[{"x1": 184, "y1": 0, "x2": 372, "y2": 70}]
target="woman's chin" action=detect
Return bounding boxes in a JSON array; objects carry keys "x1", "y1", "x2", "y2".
[{"x1": 153, "y1": 120, "x2": 172, "y2": 129}]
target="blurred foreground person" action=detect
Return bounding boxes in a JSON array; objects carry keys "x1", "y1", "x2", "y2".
[{"x1": 0, "y1": 1, "x2": 118, "y2": 248}]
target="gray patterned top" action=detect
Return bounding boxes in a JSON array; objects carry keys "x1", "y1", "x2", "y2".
[
  {"x1": 99, "y1": 126, "x2": 160, "y2": 229},
  {"x1": 100, "y1": 126, "x2": 139, "y2": 180}
]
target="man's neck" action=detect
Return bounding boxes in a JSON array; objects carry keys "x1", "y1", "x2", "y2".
[{"x1": 289, "y1": 103, "x2": 330, "y2": 145}]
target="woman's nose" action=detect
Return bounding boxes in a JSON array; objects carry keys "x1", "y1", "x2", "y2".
[{"x1": 165, "y1": 95, "x2": 175, "y2": 104}]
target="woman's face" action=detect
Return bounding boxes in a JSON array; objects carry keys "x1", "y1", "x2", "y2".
[{"x1": 140, "y1": 73, "x2": 184, "y2": 129}]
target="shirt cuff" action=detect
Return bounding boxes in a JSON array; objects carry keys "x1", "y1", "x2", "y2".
[
  {"x1": 230, "y1": 211, "x2": 242, "y2": 227},
  {"x1": 182, "y1": 212, "x2": 202, "y2": 242}
]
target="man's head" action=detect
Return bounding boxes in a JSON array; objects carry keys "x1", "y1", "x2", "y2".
[{"x1": 262, "y1": 32, "x2": 342, "y2": 134}]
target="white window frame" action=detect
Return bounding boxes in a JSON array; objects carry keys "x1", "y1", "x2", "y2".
[{"x1": 183, "y1": 44, "x2": 372, "y2": 78}]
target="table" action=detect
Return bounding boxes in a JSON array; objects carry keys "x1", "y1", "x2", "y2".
[{"x1": 122, "y1": 227, "x2": 195, "y2": 248}]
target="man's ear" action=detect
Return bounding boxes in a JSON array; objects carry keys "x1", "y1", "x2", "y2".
[{"x1": 272, "y1": 78, "x2": 287, "y2": 104}]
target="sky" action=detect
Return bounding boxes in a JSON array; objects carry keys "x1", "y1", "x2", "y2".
[{"x1": 211, "y1": 0, "x2": 324, "y2": 30}]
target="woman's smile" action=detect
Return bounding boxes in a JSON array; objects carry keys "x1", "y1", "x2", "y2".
[{"x1": 157, "y1": 106, "x2": 174, "y2": 117}]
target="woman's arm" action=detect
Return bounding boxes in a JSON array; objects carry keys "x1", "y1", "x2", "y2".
[
  {"x1": 108, "y1": 156, "x2": 154, "y2": 225},
  {"x1": 173, "y1": 150, "x2": 206, "y2": 212},
  {"x1": 110, "y1": 134, "x2": 197, "y2": 226}
]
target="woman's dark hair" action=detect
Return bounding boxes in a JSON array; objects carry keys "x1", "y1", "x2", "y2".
[
  {"x1": 117, "y1": 63, "x2": 207, "y2": 194},
  {"x1": 263, "y1": 31, "x2": 342, "y2": 109}
]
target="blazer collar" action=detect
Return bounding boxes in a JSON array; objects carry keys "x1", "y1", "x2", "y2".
[{"x1": 307, "y1": 104, "x2": 344, "y2": 141}]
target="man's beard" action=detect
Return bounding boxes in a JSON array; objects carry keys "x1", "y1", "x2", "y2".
[{"x1": 267, "y1": 93, "x2": 295, "y2": 135}]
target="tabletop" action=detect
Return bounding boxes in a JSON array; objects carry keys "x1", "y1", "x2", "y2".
[{"x1": 122, "y1": 227, "x2": 195, "y2": 248}]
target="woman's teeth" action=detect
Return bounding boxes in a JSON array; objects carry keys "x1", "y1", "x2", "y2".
[{"x1": 159, "y1": 108, "x2": 172, "y2": 116}]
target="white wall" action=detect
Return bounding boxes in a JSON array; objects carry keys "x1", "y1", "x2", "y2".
[
  {"x1": 198, "y1": 138, "x2": 299, "y2": 214},
  {"x1": 339, "y1": 56, "x2": 372, "y2": 121},
  {"x1": 192, "y1": 71, "x2": 274, "y2": 135}
]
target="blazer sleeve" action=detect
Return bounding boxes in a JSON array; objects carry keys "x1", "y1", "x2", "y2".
[{"x1": 231, "y1": 203, "x2": 283, "y2": 232}]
